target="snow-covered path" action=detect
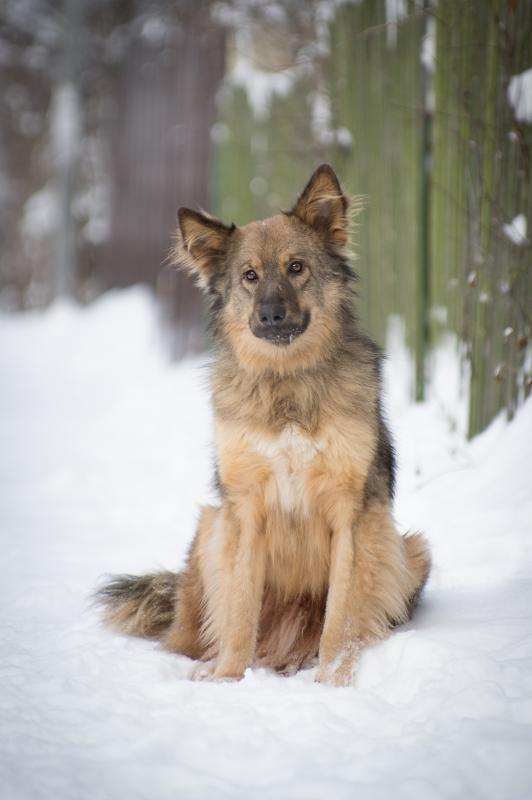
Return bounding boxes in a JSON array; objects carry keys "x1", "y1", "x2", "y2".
[{"x1": 1, "y1": 289, "x2": 531, "y2": 800}]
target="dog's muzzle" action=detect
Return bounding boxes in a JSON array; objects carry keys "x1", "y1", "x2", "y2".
[{"x1": 250, "y1": 310, "x2": 310, "y2": 346}]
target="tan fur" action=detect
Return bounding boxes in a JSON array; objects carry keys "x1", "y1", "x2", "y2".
[{"x1": 96, "y1": 164, "x2": 431, "y2": 686}]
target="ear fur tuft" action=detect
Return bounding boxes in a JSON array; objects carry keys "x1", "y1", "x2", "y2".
[{"x1": 171, "y1": 208, "x2": 235, "y2": 290}]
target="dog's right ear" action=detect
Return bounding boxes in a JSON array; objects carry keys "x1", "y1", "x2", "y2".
[{"x1": 174, "y1": 208, "x2": 236, "y2": 290}]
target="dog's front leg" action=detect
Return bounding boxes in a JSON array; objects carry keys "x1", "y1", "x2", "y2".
[
  {"x1": 316, "y1": 506, "x2": 359, "y2": 687},
  {"x1": 213, "y1": 499, "x2": 266, "y2": 681},
  {"x1": 317, "y1": 497, "x2": 414, "y2": 686}
]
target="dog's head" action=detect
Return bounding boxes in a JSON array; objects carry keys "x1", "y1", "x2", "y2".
[{"x1": 175, "y1": 164, "x2": 357, "y2": 372}]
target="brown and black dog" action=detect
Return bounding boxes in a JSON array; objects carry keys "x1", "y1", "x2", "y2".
[{"x1": 96, "y1": 164, "x2": 430, "y2": 686}]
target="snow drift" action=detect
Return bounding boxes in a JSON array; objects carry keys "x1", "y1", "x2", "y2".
[{"x1": 1, "y1": 288, "x2": 531, "y2": 800}]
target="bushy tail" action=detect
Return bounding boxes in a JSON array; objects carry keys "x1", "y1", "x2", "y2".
[
  {"x1": 403, "y1": 532, "x2": 432, "y2": 618},
  {"x1": 94, "y1": 571, "x2": 179, "y2": 638}
]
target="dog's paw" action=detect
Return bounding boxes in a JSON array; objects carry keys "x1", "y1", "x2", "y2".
[
  {"x1": 276, "y1": 654, "x2": 315, "y2": 677},
  {"x1": 189, "y1": 659, "x2": 216, "y2": 682},
  {"x1": 191, "y1": 657, "x2": 247, "y2": 683},
  {"x1": 315, "y1": 663, "x2": 355, "y2": 687},
  {"x1": 277, "y1": 663, "x2": 300, "y2": 678},
  {"x1": 212, "y1": 668, "x2": 245, "y2": 683},
  {"x1": 210, "y1": 654, "x2": 249, "y2": 682}
]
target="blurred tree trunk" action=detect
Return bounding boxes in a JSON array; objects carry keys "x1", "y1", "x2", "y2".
[
  {"x1": 104, "y1": 1, "x2": 225, "y2": 357},
  {"x1": 54, "y1": 0, "x2": 84, "y2": 298}
]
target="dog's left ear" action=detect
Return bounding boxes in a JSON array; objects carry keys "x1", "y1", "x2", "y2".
[
  {"x1": 289, "y1": 164, "x2": 349, "y2": 249},
  {"x1": 175, "y1": 208, "x2": 236, "y2": 290}
]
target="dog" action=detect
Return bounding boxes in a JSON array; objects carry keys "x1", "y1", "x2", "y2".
[{"x1": 96, "y1": 164, "x2": 431, "y2": 686}]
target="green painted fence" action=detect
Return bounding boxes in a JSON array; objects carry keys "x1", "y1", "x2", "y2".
[
  {"x1": 212, "y1": 0, "x2": 531, "y2": 438},
  {"x1": 430, "y1": 0, "x2": 531, "y2": 437}
]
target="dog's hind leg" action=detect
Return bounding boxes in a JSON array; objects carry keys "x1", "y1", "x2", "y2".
[
  {"x1": 401, "y1": 531, "x2": 431, "y2": 617},
  {"x1": 162, "y1": 506, "x2": 215, "y2": 660}
]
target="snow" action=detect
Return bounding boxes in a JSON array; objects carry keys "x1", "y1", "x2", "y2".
[
  {"x1": 421, "y1": 16, "x2": 436, "y2": 74},
  {"x1": 21, "y1": 183, "x2": 59, "y2": 238},
  {"x1": 335, "y1": 126, "x2": 353, "y2": 148},
  {"x1": 508, "y1": 68, "x2": 532, "y2": 124},
  {"x1": 141, "y1": 16, "x2": 168, "y2": 46},
  {"x1": 312, "y1": 92, "x2": 353, "y2": 149},
  {"x1": 502, "y1": 213, "x2": 528, "y2": 247},
  {"x1": 385, "y1": 0, "x2": 407, "y2": 47},
  {"x1": 229, "y1": 33, "x2": 297, "y2": 119},
  {"x1": 1, "y1": 287, "x2": 531, "y2": 800},
  {"x1": 51, "y1": 83, "x2": 81, "y2": 167}
]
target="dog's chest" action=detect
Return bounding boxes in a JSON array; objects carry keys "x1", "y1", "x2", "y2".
[{"x1": 249, "y1": 424, "x2": 324, "y2": 513}]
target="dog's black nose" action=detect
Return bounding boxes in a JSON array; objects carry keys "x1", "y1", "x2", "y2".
[{"x1": 258, "y1": 301, "x2": 286, "y2": 327}]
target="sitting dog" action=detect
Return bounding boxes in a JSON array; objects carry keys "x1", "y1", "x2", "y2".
[{"x1": 97, "y1": 164, "x2": 431, "y2": 686}]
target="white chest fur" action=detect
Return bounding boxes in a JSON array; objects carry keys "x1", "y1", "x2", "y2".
[{"x1": 248, "y1": 425, "x2": 324, "y2": 513}]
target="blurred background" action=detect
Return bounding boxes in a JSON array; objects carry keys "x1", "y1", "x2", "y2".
[{"x1": 1, "y1": 0, "x2": 530, "y2": 437}]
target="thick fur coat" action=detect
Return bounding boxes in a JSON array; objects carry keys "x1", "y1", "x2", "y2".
[{"x1": 97, "y1": 164, "x2": 431, "y2": 686}]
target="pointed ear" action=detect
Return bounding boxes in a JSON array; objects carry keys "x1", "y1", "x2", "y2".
[
  {"x1": 289, "y1": 164, "x2": 349, "y2": 250},
  {"x1": 174, "y1": 208, "x2": 235, "y2": 290}
]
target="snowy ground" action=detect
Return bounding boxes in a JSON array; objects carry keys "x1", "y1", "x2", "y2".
[{"x1": 1, "y1": 288, "x2": 531, "y2": 800}]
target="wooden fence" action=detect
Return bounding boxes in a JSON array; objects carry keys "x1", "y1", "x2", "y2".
[
  {"x1": 430, "y1": 0, "x2": 531, "y2": 435},
  {"x1": 3, "y1": 0, "x2": 529, "y2": 436},
  {"x1": 213, "y1": 0, "x2": 531, "y2": 437}
]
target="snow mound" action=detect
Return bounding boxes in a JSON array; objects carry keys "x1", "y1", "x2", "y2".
[
  {"x1": 502, "y1": 213, "x2": 528, "y2": 247},
  {"x1": 508, "y1": 67, "x2": 532, "y2": 123},
  {"x1": 1, "y1": 288, "x2": 531, "y2": 800}
]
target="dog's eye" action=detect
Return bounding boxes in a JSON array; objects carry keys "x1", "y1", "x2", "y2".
[
  {"x1": 243, "y1": 269, "x2": 258, "y2": 282},
  {"x1": 288, "y1": 260, "x2": 303, "y2": 274}
]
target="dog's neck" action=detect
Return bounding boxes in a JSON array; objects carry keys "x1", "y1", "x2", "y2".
[{"x1": 211, "y1": 336, "x2": 377, "y2": 435}]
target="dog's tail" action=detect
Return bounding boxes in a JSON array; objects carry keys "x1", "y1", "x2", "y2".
[
  {"x1": 94, "y1": 571, "x2": 179, "y2": 639},
  {"x1": 403, "y1": 531, "x2": 432, "y2": 618}
]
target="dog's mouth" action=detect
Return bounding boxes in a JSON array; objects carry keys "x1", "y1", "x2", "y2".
[{"x1": 250, "y1": 312, "x2": 310, "y2": 346}]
